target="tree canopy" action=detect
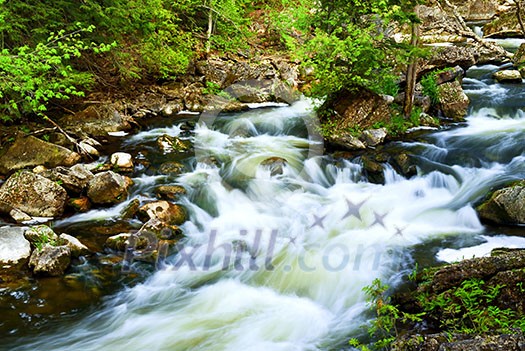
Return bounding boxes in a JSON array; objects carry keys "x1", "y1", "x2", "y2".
[{"x1": 0, "y1": 0, "x2": 422, "y2": 120}]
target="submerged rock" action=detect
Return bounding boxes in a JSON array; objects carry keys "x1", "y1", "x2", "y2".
[
  {"x1": 0, "y1": 171, "x2": 68, "y2": 217},
  {"x1": 156, "y1": 135, "x2": 192, "y2": 154},
  {"x1": 155, "y1": 185, "x2": 187, "y2": 201},
  {"x1": 0, "y1": 135, "x2": 80, "y2": 175},
  {"x1": 29, "y1": 244, "x2": 71, "y2": 276},
  {"x1": 87, "y1": 171, "x2": 132, "y2": 205},
  {"x1": 477, "y1": 181, "x2": 525, "y2": 225},
  {"x1": 0, "y1": 226, "x2": 31, "y2": 266},
  {"x1": 260, "y1": 157, "x2": 288, "y2": 176},
  {"x1": 158, "y1": 161, "x2": 186, "y2": 175}
]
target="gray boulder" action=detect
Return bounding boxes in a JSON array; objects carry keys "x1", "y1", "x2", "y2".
[
  {"x1": 438, "y1": 81, "x2": 470, "y2": 121},
  {"x1": 87, "y1": 171, "x2": 132, "y2": 205},
  {"x1": 477, "y1": 181, "x2": 525, "y2": 224},
  {"x1": 0, "y1": 171, "x2": 68, "y2": 217},
  {"x1": 0, "y1": 135, "x2": 80, "y2": 174},
  {"x1": 0, "y1": 226, "x2": 31, "y2": 265},
  {"x1": 29, "y1": 244, "x2": 71, "y2": 276},
  {"x1": 59, "y1": 233, "x2": 90, "y2": 257}
]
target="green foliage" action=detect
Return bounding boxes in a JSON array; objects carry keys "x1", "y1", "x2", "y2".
[
  {"x1": 417, "y1": 278, "x2": 525, "y2": 334},
  {"x1": 0, "y1": 25, "x2": 115, "y2": 117},
  {"x1": 30, "y1": 225, "x2": 60, "y2": 251},
  {"x1": 420, "y1": 72, "x2": 440, "y2": 105},
  {"x1": 350, "y1": 278, "x2": 424, "y2": 350}
]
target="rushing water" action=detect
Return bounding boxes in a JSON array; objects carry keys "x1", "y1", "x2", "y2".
[{"x1": 4, "y1": 64, "x2": 525, "y2": 350}]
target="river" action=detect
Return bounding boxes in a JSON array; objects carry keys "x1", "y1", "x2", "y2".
[{"x1": 3, "y1": 62, "x2": 525, "y2": 350}]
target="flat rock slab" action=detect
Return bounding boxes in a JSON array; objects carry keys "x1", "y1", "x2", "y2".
[
  {"x1": 0, "y1": 135, "x2": 80, "y2": 174},
  {"x1": 0, "y1": 226, "x2": 31, "y2": 265}
]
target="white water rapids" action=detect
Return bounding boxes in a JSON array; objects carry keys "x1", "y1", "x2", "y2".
[{"x1": 10, "y1": 64, "x2": 525, "y2": 351}]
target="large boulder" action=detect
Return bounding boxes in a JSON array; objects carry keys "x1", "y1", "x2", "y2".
[
  {"x1": 477, "y1": 181, "x2": 525, "y2": 224},
  {"x1": 323, "y1": 89, "x2": 392, "y2": 131},
  {"x1": 437, "y1": 80, "x2": 470, "y2": 121},
  {"x1": 29, "y1": 244, "x2": 71, "y2": 276},
  {"x1": 0, "y1": 226, "x2": 31, "y2": 266},
  {"x1": 87, "y1": 171, "x2": 132, "y2": 205},
  {"x1": 62, "y1": 104, "x2": 134, "y2": 138},
  {"x1": 0, "y1": 135, "x2": 80, "y2": 175},
  {"x1": 0, "y1": 171, "x2": 68, "y2": 217}
]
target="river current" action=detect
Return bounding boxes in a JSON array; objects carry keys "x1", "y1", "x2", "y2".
[{"x1": 4, "y1": 63, "x2": 525, "y2": 350}]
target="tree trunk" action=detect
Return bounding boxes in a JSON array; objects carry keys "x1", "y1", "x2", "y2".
[
  {"x1": 404, "y1": 17, "x2": 420, "y2": 119},
  {"x1": 206, "y1": 3, "x2": 213, "y2": 54},
  {"x1": 515, "y1": 0, "x2": 525, "y2": 36}
]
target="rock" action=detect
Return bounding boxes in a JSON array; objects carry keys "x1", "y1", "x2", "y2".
[
  {"x1": 0, "y1": 171, "x2": 68, "y2": 217},
  {"x1": 435, "y1": 65, "x2": 465, "y2": 85},
  {"x1": 62, "y1": 104, "x2": 134, "y2": 137},
  {"x1": 477, "y1": 181, "x2": 525, "y2": 224},
  {"x1": 138, "y1": 200, "x2": 187, "y2": 225},
  {"x1": 328, "y1": 133, "x2": 367, "y2": 151},
  {"x1": 428, "y1": 249, "x2": 525, "y2": 293},
  {"x1": 160, "y1": 101, "x2": 183, "y2": 117},
  {"x1": 40, "y1": 164, "x2": 94, "y2": 194},
  {"x1": 158, "y1": 161, "x2": 186, "y2": 175},
  {"x1": 483, "y1": 11, "x2": 522, "y2": 38},
  {"x1": 423, "y1": 46, "x2": 477, "y2": 72},
  {"x1": 87, "y1": 171, "x2": 132, "y2": 205},
  {"x1": 493, "y1": 69, "x2": 523, "y2": 83},
  {"x1": 260, "y1": 157, "x2": 288, "y2": 176},
  {"x1": 68, "y1": 197, "x2": 91, "y2": 212},
  {"x1": 156, "y1": 135, "x2": 192, "y2": 154},
  {"x1": 24, "y1": 225, "x2": 58, "y2": 245},
  {"x1": 0, "y1": 226, "x2": 31, "y2": 265},
  {"x1": 437, "y1": 80, "x2": 470, "y2": 121},
  {"x1": 392, "y1": 333, "x2": 525, "y2": 351},
  {"x1": 0, "y1": 135, "x2": 80, "y2": 174},
  {"x1": 323, "y1": 89, "x2": 392, "y2": 131},
  {"x1": 513, "y1": 43, "x2": 525, "y2": 68},
  {"x1": 417, "y1": 4, "x2": 469, "y2": 43},
  {"x1": 361, "y1": 155, "x2": 386, "y2": 184},
  {"x1": 29, "y1": 244, "x2": 71, "y2": 276},
  {"x1": 360, "y1": 128, "x2": 388, "y2": 147},
  {"x1": 155, "y1": 185, "x2": 187, "y2": 201},
  {"x1": 77, "y1": 138, "x2": 101, "y2": 157},
  {"x1": 105, "y1": 233, "x2": 134, "y2": 251},
  {"x1": 9, "y1": 208, "x2": 32, "y2": 223},
  {"x1": 450, "y1": 0, "x2": 498, "y2": 21},
  {"x1": 59, "y1": 233, "x2": 90, "y2": 257},
  {"x1": 121, "y1": 199, "x2": 140, "y2": 219},
  {"x1": 141, "y1": 218, "x2": 182, "y2": 239},
  {"x1": 110, "y1": 152, "x2": 134, "y2": 171}
]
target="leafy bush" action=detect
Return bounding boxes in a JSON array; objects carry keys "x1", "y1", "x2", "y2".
[{"x1": 0, "y1": 25, "x2": 115, "y2": 119}]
